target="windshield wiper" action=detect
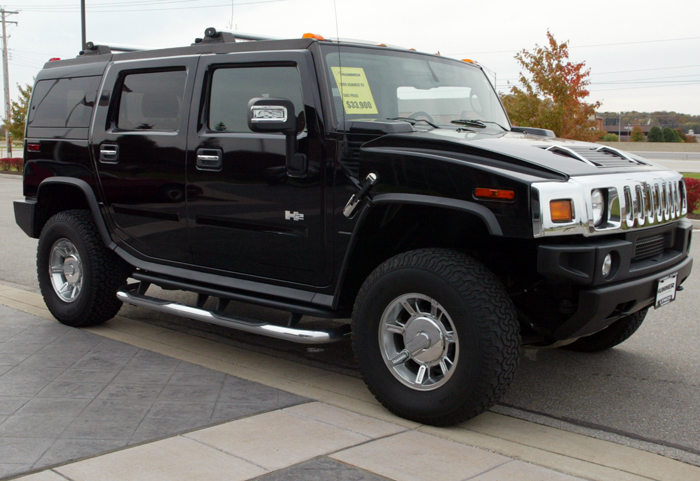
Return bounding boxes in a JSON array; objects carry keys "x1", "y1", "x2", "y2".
[
  {"x1": 451, "y1": 119, "x2": 508, "y2": 131},
  {"x1": 388, "y1": 117, "x2": 440, "y2": 129}
]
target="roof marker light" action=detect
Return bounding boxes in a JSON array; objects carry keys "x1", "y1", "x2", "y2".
[
  {"x1": 49, "y1": 58, "x2": 61, "y2": 61},
  {"x1": 462, "y1": 59, "x2": 474, "y2": 63},
  {"x1": 302, "y1": 33, "x2": 326, "y2": 41}
]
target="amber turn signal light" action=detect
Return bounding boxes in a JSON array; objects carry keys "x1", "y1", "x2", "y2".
[
  {"x1": 550, "y1": 199, "x2": 574, "y2": 222},
  {"x1": 474, "y1": 188, "x2": 515, "y2": 200}
]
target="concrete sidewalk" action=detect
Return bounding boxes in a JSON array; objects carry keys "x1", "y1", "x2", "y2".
[{"x1": 1, "y1": 285, "x2": 699, "y2": 481}]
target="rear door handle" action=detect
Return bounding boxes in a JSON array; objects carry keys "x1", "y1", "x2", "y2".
[
  {"x1": 100, "y1": 144, "x2": 119, "y2": 163},
  {"x1": 196, "y1": 148, "x2": 223, "y2": 170}
]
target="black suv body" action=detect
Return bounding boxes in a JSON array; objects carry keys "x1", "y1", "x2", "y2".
[{"x1": 14, "y1": 31, "x2": 693, "y2": 425}]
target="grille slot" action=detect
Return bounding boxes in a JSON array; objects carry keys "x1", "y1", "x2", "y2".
[{"x1": 634, "y1": 234, "x2": 665, "y2": 260}]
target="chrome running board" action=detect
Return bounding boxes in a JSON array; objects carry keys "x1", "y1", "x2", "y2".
[{"x1": 116, "y1": 287, "x2": 350, "y2": 344}]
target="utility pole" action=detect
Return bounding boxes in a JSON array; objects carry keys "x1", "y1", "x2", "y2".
[
  {"x1": 81, "y1": 0, "x2": 86, "y2": 51},
  {"x1": 1, "y1": 9, "x2": 18, "y2": 157}
]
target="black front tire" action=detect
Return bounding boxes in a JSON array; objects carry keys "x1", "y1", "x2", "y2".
[
  {"x1": 563, "y1": 309, "x2": 648, "y2": 352},
  {"x1": 352, "y1": 248, "x2": 520, "y2": 426},
  {"x1": 37, "y1": 210, "x2": 130, "y2": 327}
]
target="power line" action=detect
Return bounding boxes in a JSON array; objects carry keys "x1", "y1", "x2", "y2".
[
  {"x1": 593, "y1": 64, "x2": 700, "y2": 76},
  {"x1": 590, "y1": 82, "x2": 700, "y2": 92},
  {"x1": 18, "y1": 0, "x2": 202, "y2": 10},
  {"x1": 18, "y1": 0, "x2": 287, "y2": 13},
  {"x1": 445, "y1": 36, "x2": 700, "y2": 56}
]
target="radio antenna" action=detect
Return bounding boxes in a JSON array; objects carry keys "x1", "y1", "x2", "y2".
[{"x1": 333, "y1": 0, "x2": 351, "y2": 160}]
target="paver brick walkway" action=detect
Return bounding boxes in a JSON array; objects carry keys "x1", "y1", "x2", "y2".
[{"x1": 0, "y1": 304, "x2": 307, "y2": 479}]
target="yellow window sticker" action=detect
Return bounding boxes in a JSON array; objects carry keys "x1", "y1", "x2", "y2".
[{"x1": 331, "y1": 67, "x2": 379, "y2": 115}]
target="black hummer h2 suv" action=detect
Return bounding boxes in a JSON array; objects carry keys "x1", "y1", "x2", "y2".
[{"x1": 14, "y1": 29, "x2": 693, "y2": 426}]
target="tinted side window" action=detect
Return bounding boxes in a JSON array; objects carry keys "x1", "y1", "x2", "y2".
[
  {"x1": 208, "y1": 66, "x2": 304, "y2": 133},
  {"x1": 117, "y1": 70, "x2": 186, "y2": 131},
  {"x1": 28, "y1": 77, "x2": 100, "y2": 128}
]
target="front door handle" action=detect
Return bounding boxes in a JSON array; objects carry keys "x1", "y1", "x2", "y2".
[
  {"x1": 99, "y1": 144, "x2": 119, "y2": 163},
  {"x1": 196, "y1": 148, "x2": 223, "y2": 170}
]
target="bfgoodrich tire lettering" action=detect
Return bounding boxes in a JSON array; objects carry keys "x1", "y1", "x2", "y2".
[
  {"x1": 352, "y1": 248, "x2": 521, "y2": 426},
  {"x1": 37, "y1": 210, "x2": 130, "y2": 327}
]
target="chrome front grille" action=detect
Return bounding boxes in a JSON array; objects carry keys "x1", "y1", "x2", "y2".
[
  {"x1": 634, "y1": 234, "x2": 665, "y2": 260},
  {"x1": 614, "y1": 178, "x2": 686, "y2": 230},
  {"x1": 533, "y1": 171, "x2": 687, "y2": 238}
]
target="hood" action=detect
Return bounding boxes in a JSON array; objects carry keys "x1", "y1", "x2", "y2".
[{"x1": 359, "y1": 127, "x2": 670, "y2": 178}]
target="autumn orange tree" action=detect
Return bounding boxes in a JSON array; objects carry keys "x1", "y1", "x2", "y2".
[{"x1": 501, "y1": 32, "x2": 601, "y2": 141}]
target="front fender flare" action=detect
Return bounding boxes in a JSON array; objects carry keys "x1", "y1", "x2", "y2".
[{"x1": 332, "y1": 193, "x2": 503, "y2": 309}]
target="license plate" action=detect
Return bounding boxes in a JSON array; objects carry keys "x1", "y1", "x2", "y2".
[{"x1": 655, "y1": 273, "x2": 678, "y2": 309}]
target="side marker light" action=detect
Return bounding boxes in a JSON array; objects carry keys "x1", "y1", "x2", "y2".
[{"x1": 475, "y1": 188, "x2": 515, "y2": 200}]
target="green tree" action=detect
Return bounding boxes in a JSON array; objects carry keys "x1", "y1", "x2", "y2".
[
  {"x1": 648, "y1": 126, "x2": 663, "y2": 142},
  {"x1": 501, "y1": 31, "x2": 601, "y2": 141},
  {"x1": 662, "y1": 126, "x2": 681, "y2": 142},
  {"x1": 630, "y1": 126, "x2": 645, "y2": 142},
  {"x1": 602, "y1": 133, "x2": 619, "y2": 141},
  {"x1": 4, "y1": 83, "x2": 32, "y2": 142}
]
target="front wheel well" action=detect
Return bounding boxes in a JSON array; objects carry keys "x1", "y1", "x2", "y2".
[{"x1": 336, "y1": 203, "x2": 511, "y2": 309}]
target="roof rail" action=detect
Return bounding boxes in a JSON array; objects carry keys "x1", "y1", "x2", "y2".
[
  {"x1": 80, "y1": 41, "x2": 147, "y2": 56},
  {"x1": 192, "y1": 27, "x2": 276, "y2": 45}
]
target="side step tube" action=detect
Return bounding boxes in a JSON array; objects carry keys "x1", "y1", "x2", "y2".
[{"x1": 116, "y1": 287, "x2": 350, "y2": 344}]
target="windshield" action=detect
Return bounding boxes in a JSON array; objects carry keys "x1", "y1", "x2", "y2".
[{"x1": 321, "y1": 45, "x2": 510, "y2": 130}]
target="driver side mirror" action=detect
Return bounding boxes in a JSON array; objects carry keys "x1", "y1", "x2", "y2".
[{"x1": 247, "y1": 98, "x2": 307, "y2": 178}]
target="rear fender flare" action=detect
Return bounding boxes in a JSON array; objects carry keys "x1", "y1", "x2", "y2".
[{"x1": 36, "y1": 177, "x2": 115, "y2": 249}]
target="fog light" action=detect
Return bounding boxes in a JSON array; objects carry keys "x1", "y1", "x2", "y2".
[{"x1": 602, "y1": 253, "x2": 612, "y2": 278}]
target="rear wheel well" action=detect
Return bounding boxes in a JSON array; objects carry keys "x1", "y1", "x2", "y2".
[
  {"x1": 35, "y1": 183, "x2": 92, "y2": 236},
  {"x1": 337, "y1": 203, "x2": 526, "y2": 309}
]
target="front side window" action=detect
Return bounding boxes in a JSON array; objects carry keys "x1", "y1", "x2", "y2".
[
  {"x1": 208, "y1": 66, "x2": 305, "y2": 133},
  {"x1": 117, "y1": 70, "x2": 186, "y2": 131},
  {"x1": 322, "y1": 46, "x2": 510, "y2": 129},
  {"x1": 28, "y1": 76, "x2": 100, "y2": 128}
]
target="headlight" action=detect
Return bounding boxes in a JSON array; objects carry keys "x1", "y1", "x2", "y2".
[{"x1": 591, "y1": 189, "x2": 605, "y2": 226}]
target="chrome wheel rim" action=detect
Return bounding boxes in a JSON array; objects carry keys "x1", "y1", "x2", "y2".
[
  {"x1": 49, "y1": 239, "x2": 83, "y2": 303},
  {"x1": 379, "y1": 293, "x2": 459, "y2": 391}
]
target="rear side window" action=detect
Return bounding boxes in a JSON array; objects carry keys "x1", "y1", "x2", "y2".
[
  {"x1": 27, "y1": 77, "x2": 100, "y2": 128},
  {"x1": 208, "y1": 66, "x2": 304, "y2": 133},
  {"x1": 116, "y1": 70, "x2": 186, "y2": 131}
]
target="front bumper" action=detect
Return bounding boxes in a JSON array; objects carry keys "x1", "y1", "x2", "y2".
[
  {"x1": 552, "y1": 255, "x2": 692, "y2": 339},
  {"x1": 536, "y1": 219, "x2": 693, "y2": 340}
]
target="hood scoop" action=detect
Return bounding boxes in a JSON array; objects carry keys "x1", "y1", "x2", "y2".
[{"x1": 541, "y1": 145, "x2": 648, "y2": 167}]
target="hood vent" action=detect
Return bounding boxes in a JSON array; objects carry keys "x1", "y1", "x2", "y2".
[{"x1": 542, "y1": 145, "x2": 648, "y2": 167}]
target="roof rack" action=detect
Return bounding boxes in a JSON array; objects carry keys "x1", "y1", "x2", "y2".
[
  {"x1": 80, "y1": 41, "x2": 147, "y2": 56},
  {"x1": 192, "y1": 27, "x2": 276, "y2": 45},
  {"x1": 79, "y1": 27, "x2": 276, "y2": 57}
]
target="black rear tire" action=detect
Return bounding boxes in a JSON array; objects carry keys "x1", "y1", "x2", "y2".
[
  {"x1": 37, "y1": 210, "x2": 130, "y2": 327},
  {"x1": 563, "y1": 309, "x2": 648, "y2": 353},
  {"x1": 352, "y1": 248, "x2": 520, "y2": 426}
]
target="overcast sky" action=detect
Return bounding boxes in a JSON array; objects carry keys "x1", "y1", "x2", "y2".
[{"x1": 5, "y1": 0, "x2": 700, "y2": 116}]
